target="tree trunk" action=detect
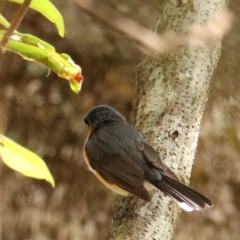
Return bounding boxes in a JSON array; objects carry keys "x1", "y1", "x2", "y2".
[{"x1": 107, "y1": 0, "x2": 226, "y2": 239}]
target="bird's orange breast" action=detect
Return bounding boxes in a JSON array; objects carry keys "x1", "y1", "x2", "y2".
[{"x1": 83, "y1": 127, "x2": 96, "y2": 173}]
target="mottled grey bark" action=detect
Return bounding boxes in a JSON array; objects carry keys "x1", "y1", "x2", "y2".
[{"x1": 107, "y1": 0, "x2": 226, "y2": 239}]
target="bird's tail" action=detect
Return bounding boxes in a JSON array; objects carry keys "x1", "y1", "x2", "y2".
[{"x1": 151, "y1": 175, "x2": 213, "y2": 212}]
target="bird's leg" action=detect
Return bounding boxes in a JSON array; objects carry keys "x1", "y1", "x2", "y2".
[
  {"x1": 121, "y1": 195, "x2": 130, "y2": 214},
  {"x1": 113, "y1": 196, "x2": 137, "y2": 221}
]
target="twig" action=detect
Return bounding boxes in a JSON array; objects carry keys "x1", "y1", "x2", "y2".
[
  {"x1": 0, "y1": 0, "x2": 32, "y2": 56},
  {"x1": 73, "y1": 0, "x2": 162, "y2": 52},
  {"x1": 74, "y1": 0, "x2": 233, "y2": 54}
]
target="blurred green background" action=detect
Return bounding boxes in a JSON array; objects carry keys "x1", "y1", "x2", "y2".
[{"x1": 0, "y1": 1, "x2": 239, "y2": 240}]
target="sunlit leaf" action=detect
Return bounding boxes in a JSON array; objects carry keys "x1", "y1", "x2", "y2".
[
  {"x1": 0, "y1": 14, "x2": 10, "y2": 28},
  {"x1": 8, "y1": 0, "x2": 64, "y2": 37},
  {"x1": 0, "y1": 30, "x2": 83, "y2": 93},
  {"x1": 0, "y1": 134, "x2": 55, "y2": 187}
]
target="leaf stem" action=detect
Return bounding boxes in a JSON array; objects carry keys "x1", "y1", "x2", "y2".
[{"x1": 0, "y1": 0, "x2": 32, "y2": 56}]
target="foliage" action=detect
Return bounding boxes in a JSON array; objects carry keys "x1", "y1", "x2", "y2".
[
  {"x1": 0, "y1": 0, "x2": 82, "y2": 185},
  {"x1": 0, "y1": 29, "x2": 83, "y2": 93},
  {"x1": 0, "y1": 135, "x2": 55, "y2": 187},
  {"x1": 9, "y1": 0, "x2": 65, "y2": 36}
]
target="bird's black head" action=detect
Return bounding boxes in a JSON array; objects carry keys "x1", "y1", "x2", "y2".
[{"x1": 84, "y1": 105, "x2": 126, "y2": 129}]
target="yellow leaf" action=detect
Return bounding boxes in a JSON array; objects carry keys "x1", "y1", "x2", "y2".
[{"x1": 0, "y1": 135, "x2": 55, "y2": 187}]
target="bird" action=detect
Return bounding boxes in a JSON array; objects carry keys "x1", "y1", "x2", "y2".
[{"x1": 83, "y1": 105, "x2": 213, "y2": 212}]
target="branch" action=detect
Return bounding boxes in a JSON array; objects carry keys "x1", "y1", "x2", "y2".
[
  {"x1": 74, "y1": 0, "x2": 232, "y2": 54},
  {"x1": 0, "y1": 0, "x2": 32, "y2": 56},
  {"x1": 107, "y1": 0, "x2": 228, "y2": 239}
]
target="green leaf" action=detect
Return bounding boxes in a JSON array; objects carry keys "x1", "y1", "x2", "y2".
[
  {"x1": 0, "y1": 14, "x2": 10, "y2": 28},
  {"x1": 0, "y1": 30, "x2": 83, "y2": 93},
  {"x1": 8, "y1": 0, "x2": 64, "y2": 37},
  {"x1": 0, "y1": 134, "x2": 55, "y2": 187}
]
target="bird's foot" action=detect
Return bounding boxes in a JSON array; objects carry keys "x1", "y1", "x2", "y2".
[{"x1": 112, "y1": 209, "x2": 137, "y2": 221}]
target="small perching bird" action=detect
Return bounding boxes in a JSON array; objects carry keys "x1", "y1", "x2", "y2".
[{"x1": 83, "y1": 105, "x2": 213, "y2": 212}]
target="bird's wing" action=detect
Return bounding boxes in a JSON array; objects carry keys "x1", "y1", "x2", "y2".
[
  {"x1": 136, "y1": 141, "x2": 180, "y2": 181},
  {"x1": 85, "y1": 135, "x2": 150, "y2": 201},
  {"x1": 135, "y1": 139, "x2": 213, "y2": 211}
]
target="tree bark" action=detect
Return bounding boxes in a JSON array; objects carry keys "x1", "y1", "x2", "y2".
[{"x1": 107, "y1": 0, "x2": 226, "y2": 239}]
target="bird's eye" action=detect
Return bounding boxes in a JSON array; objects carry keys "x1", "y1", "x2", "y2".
[{"x1": 84, "y1": 118, "x2": 90, "y2": 127}]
